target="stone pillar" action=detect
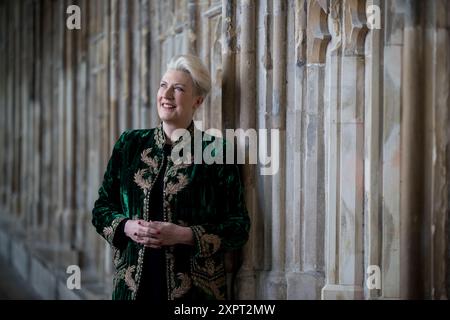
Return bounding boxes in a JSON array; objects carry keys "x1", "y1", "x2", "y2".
[
  {"x1": 422, "y1": 0, "x2": 450, "y2": 299},
  {"x1": 20, "y1": 0, "x2": 31, "y2": 232},
  {"x1": 109, "y1": 0, "x2": 119, "y2": 143},
  {"x1": 221, "y1": 0, "x2": 236, "y2": 131},
  {"x1": 32, "y1": 0, "x2": 43, "y2": 236},
  {"x1": 40, "y1": 0, "x2": 54, "y2": 243},
  {"x1": 54, "y1": 0, "x2": 65, "y2": 249},
  {"x1": 12, "y1": 1, "x2": 21, "y2": 220},
  {"x1": 235, "y1": 0, "x2": 257, "y2": 299},
  {"x1": 380, "y1": 0, "x2": 403, "y2": 299},
  {"x1": 130, "y1": 0, "x2": 141, "y2": 129},
  {"x1": 399, "y1": 0, "x2": 424, "y2": 299},
  {"x1": 149, "y1": 0, "x2": 162, "y2": 128},
  {"x1": 139, "y1": 0, "x2": 150, "y2": 129},
  {"x1": 63, "y1": 0, "x2": 77, "y2": 251},
  {"x1": 0, "y1": 1, "x2": 6, "y2": 211},
  {"x1": 252, "y1": 0, "x2": 273, "y2": 299},
  {"x1": 285, "y1": 0, "x2": 310, "y2": 300},
  {"x1": 118, "y1": 0, "x2": 131, "y2": 132},
  {"x1": 322, "y1": 0, "x2": 368, "y2": 300},
  {"x1": 302, "y1": 0, "x2": 329, "y2": 299},
  {"x1": 264, "y1": 0, "x2": 287, "y2": 299},
  {"x1": 364, "y1": 0, "x2": 383, "y2": 300}
]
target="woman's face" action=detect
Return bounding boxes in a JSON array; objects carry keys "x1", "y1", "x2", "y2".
[{"x1": 157, "y1": 69, "x2": 203, "y2": 128}]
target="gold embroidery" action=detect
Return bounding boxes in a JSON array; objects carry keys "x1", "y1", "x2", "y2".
[
  {"x1": 103, "y1": 217, "x2": 126, "y2": 244},
  {"x1": 114, "y1": 264, "x2": 138, "y2": 295},
  {"x1": 201, "y1": 233, "x2": 222, "y2": 255},
  {"x1": 155, "y1": 123, "x2": 165, "y2": 148},
  {"x1": 205, "y1": 258, "x2": 216, "y2": 276},
  {"x1": 136, "y1": 122, "x2": 196, "y2": 300},
  {"x1": 103, "y1": 226, "x2": 113, "y2": 241},
  {"x1": 132, "y1": 248, "x2": 145, "y2": 300},
  {"x1": 113, "y1": 248, "x2": 122, "y2": 269},
  {"x1": 171, "y1": 273, "x2": 192, "y2": 299},
  {"x1": 191, "y1": 226, "x2": 222, "y2": 257},
  {"x1": 165, "y1": 246, "x2": 176, "y2": 300},
  {"x1": 165, "y1": 173, "x2": 189, "y2": 195},
  {"x1": 191, "y1": 273, "x2": 225, "y2": 300},
  {"x1": 124, "y1": 265, "x2": 137, "y2": 293},
  {"x1": 141, "y1": 148, "x2": 159, "y2": 169},
  {"x1": 134, "y1": 169, "x2": 151, "y2": 191}
]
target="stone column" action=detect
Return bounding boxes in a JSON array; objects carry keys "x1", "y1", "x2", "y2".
[
  {"x1": 422, "y1": 0, "x2": 450, "y2": 299},
  {"x1": 74, "y1": 0, "x2": 89, "y2": 268},
  {"x1": 364, "y1": 0, "x2": 383, "y2": 300},
  {"x1": 221, "y1": 0, "x2": 236, "y2": 131},
  {"x1": 285, "y1": 0, "x2": 308, "y2": 300},
  {"x1": 302, "y1": 0, "x2": 329, "y2": 299},
  {"x1": 12, "y1": 1, "x2": 21, "y2": 220},
  {"x1": 149, "y1": 0, "x2": 162, "y2": 128},
  {"x1": 118, "y1": 0, "x2": 131, "y2": 132},
  {"x1": 139, "y1": 0, "x2": 150, "y2": 129},
  {"x1": 33, "y1": 0, "x2": 43, "y2": 236},
  {"x1": 109, "y1": 0, "x2": 119, "y2": 143},
  {"x1": 130, "y1": 0, "x2": 141, "y2": 129},
  {"x1": 264, "y1": 0, "x2": 287, "y2": 299},
  {"x1": 399, "y1": 0, "x2": 424, "y2": 299},
  {"x1": 380, "y1": 0, "x2": 403, "y2": 299},
  {"x1": 187, "y1": 0, "x2": 197, "y2": 54},
  {"x1": 322, "y1": 0, "x2": 368, "y2": 300},
  {"x1": 20, "y1": 0, "x2": 31, "y2": 232},
  {"x1": 40, "y1": 0, "x2": 54, "y2": 243},
  {"x1": 0, "y1": 1, "x2": 6, "y2": 211},
  {"x1": 54, "y1": 0, "x2": 65, "y2": 248},
  {"x1": 235, "y1": 0, "x2": 257, "y2": 299},
  {"x1": 252, "y1": 0, "x2": 273, "y2": 299},
  {"x1": 63, "y1": 0, "x2": 77, "y2": 253}
]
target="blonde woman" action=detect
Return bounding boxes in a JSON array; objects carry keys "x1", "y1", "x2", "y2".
[{"x1": 92, "y1": 54, "x2": 250, "y2": 301}]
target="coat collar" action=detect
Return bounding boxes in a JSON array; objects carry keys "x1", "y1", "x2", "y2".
[{"x1": 154, "y1": 121, "x2": 197, "y2": 150}]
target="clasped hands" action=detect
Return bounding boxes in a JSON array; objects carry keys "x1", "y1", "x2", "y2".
[{"x1": 124, "y1": 219, "x2": 194, "y2": 249}]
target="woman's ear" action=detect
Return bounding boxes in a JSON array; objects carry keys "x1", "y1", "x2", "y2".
[{"x1": 194, "y1": 96, "x2": 204, "y2": 110}]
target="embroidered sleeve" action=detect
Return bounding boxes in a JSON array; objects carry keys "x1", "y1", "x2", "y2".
[
  {"x1": 190, "y1": 225, "x2": 222, "y2": 257},
  {"x1": 92, "y1": 131, "x2": 131, "y2": 247},
  {"x1": 189, "y1": 162, "x2": 251, "y2": 258}
]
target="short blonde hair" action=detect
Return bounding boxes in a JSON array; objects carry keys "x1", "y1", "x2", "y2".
[{"x1": 166, "y1": 54, "x2": 211, "y2": 97}]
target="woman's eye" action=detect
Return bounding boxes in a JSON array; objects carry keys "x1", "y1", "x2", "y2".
[
  {"x1": 160, "y1": 83, "x2": 166, "y2": 88},
  {"x1": 175, "y1": 87, "x2": 184, "y2": 92}
]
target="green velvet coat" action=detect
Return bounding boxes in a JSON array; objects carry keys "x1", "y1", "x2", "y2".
[{"x1": 92, "y1": 122, "x2": 250, "y2": 300}]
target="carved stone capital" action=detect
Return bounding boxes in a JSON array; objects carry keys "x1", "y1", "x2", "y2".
[
  {"x1": 307, "y1": 0, "x2": 331, "y2": 64},
  {"x1": 343, "y1": 0, "x2": 368, "y2": 56}
]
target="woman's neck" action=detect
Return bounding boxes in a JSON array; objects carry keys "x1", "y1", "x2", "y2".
[{"x1": 162, "y1": 120, "x2": 192, "y2": 143}]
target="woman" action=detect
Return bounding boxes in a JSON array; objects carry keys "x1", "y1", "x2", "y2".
[{"x1": 92, "y1": 54, "x2": 250, "y2": 300}]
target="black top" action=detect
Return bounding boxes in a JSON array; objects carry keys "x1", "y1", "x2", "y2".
[{"x1": 113, "y1": 143, "x2": 172, "y2": 301}]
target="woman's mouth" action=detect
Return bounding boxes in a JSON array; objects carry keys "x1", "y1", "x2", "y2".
[{"x1": 161, "y1": 103, "x2": 176, "y2": 110}]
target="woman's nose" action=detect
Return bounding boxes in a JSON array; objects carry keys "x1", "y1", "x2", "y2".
[{"x1": 163, "y1": 86, "x2": 174, "y2": 99}]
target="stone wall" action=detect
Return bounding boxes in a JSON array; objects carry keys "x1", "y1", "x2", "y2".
[{"x1": 0, "y1": 0, "x2": 448, "y2": 299}]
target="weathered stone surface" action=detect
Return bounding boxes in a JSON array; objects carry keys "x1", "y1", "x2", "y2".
[{"x1": 0, "y1": 0, "x2": 448, "y2": 300}]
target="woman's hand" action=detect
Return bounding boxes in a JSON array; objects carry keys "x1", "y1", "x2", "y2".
[{"x1": 124, "y1": 219, "x2": 193, "y2": 248}]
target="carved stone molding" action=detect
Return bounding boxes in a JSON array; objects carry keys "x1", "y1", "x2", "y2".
[
  {"x1": 307, "y1": 0, "x2": 331, "y2": 64},
  {"x1": 328, "y1": 0, "x2": 342, "y2": 53},
  {"x1": 343, "y1": 0, "x2": 368, "y2": 56}
]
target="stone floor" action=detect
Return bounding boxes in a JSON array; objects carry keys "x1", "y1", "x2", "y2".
[{"x1": 0, "y1": 255, "x2": 41, "y2": 300}]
